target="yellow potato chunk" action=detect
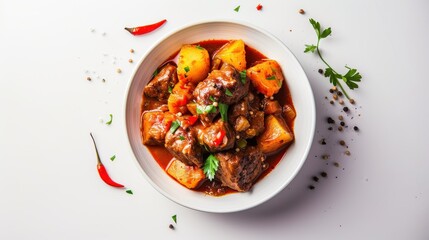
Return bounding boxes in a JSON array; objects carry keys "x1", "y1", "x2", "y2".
[
  {"x1": 247, "y1": 60, "x2": 285, "y2": 97},
  {"x1": 177, "y1": 44, "x2": 210, "y2": 84},
  {"x1": 257, "y1": 115, "x2": 294, "y2": 155},
  {"x1": 166, "y1": 158, "x2": 205, "y2": 189},
  {"x1": 214, "y1": 40, "x2": 247, "y2": 71}
]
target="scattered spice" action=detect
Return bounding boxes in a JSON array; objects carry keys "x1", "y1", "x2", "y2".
[
  {"x1": 338, "y1": 126, "x2": 343, "y2": 131},
  {"x1": 124, "y1": 19, "x2": 167, "y2": 36},
  {"x1": 320, "y1": 138, "x2": 326, "y2": 145},
  {"x1": 333, "y1": 94, "x2": 338, "y2": 100},
  {"x1": 328, "y1": 127, "x2": 333, "y2": 130},
  {"x1": 256, "y1": 4, "x2": 263, "y2": 10},
  {"x1": 322, "y1": 154, "x2": 329, "y2": 160},
  {"x1": 337, "y1": 91, "x2": 343, "y2": 96},
  {"x1": 349, "y1": 99, "x2": 355, "y2": 104},
  {"x1": 340, "y1": 121, "x2": 345, "y2": 126},
  {"x1": 90, "y1": 133, "x2": 124, "y2": 188},
  {"x1": 86, "y1": 77, "x2": 92, "y2": 81},
  {"x1": 299, "y1": 9, "x2": 305, "y2": 14},
  {"x1": 345, "y1": 150, "x2": 351, "y2": 156},
  {"x1": 353, "y1": 126, "x2": 359, "y2": 131},
  {"x1": 327, "y1": 117, "x2": 335, "y2": 124},
  {"x1": 116, "y1": 68, "x2": 122, "y2": 74},
  {"x1": 169, "y1": 224, "x2": 175, "y2": 230},
  {"x1": 312, "y1": 176, "x2": 319, "y2": 182},
  {"x1": 343, "y1": 106, "x2": 349, "y2": 112},
  {"x1": 338, "y1": 115, "x2": 344, "y2": 121},
  {"x1": 339, "y1": 99, "x2": 344, "y2": 105},
  {"x1": 318, "y1": 69, "x2": 324, "y2": 74},
  {"x1": 128, "y1": 59, "x2": 133, "y2": 63},
  {"x1": 320, "y1": 172, "x2": 328, "y2": 178},
  {"x1": 102, "y1": 78, "x2": 106, "y2": 83},
  {"x1": 330, "y1": 100, "x2": 334, "y2": 105},
  {"x1": 339, "y1": 140, "x2": 345, "y2": 146},
  {"x1": 333, "y1": 162, "x2": 340, "y2": 167},
  {"x1": 329, "y1": 89, "x2": 334, "y2": 93},
  {"x1": 130, "y1": 49, "x2": 135, "y2": 53},
  {"x1": 308, "y1": 185, "x2": 315, "y2": 190}
]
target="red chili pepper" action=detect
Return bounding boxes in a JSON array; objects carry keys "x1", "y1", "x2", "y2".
[
  {"x1": 256, "y1": 4, "x2": 263, "y2": 11},
  {"x1": 124, "y1": 19, "x2": 167, "y2": 36},
  {"x1": 90, "y1": 133, "x2": 124, "y2": 188},
  {"x1": 213, "y1": 129, "x2": 226, "y2": 146}
]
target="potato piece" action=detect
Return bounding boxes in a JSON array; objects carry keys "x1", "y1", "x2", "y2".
[
  {"x1": 283, "y1": 104, "x2": 296, "y2": 122},
  {"x1": 213, "y1": 40, "x2": 246, "y2": 71},
  {"x1": 166, "y1": 158, "x2": 205, "y2": 189},
  {"x1": 177, "y1": 44, "x2": 210, "y2": 84},
  {"x1": 142, "y1": 111, "x2": 175, "y2": 145},
  {"x1": 263, "y1": 100, "x2": 282, "y2": 115},
  {"x1": 257, "y1": 115, "x2": 294, "y2": 155},
  {"x1": 167, "y1": 81, "x2": 194, "y2": 114},
  {"x1": 247, "y1": 60, "x2": 284, "y2": 97}
]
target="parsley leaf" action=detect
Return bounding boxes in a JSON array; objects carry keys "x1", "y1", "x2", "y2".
[
  {"x1": 219, "y1": 103, "x2": 228, "y2": 122},
  {"x1": 239, "y1": 70, "x2": 247, "y2": 84},
  {"x1": 179, "y1": 135, "x2": 185, "y2": 140},
  {"x1": 196, "y1": 45, "x2": 204, "y2": 50},
  {"x1": 184, "y1": 66, "x2": 190, "y2": 73},
  {"x1": 168, "y1": 85, "x2": 173, "y2": 93},
  {"x1": 152, "y1": 69, "x2": 159, "y2": 78},
  {"x1": 304, "y1": 18, "x2": 361, "y2": 100},
  {"x1": 234, "y1": 5, "x2": 240, "y2": 12},
  {"x1": 110, "y1": 155, "x2": 116, "y2": 161},
  {"x1": 266, "y1": 75, "x2": 276, "y2": 80},
  {"x1": 126, "y1": 189, "x2": 133, "y2": 195},
  {"x1": 106, "y1": 114, "x2": 113, "y2": 125},
  {"x1": 225, "y1": 88, "x2": 233, "y2": 97},
  {"x1": 203, "y1": 154, "x2": 219, "y2": 181},
  {"x1": 209, "y1": 96, "x2": 216, "y2": 102},
  {"x1": 169, "y1": 120, "x2": 180, "y2": 134},
  {"x1": 172, "y1": 214, "x2": 177, "y2": 224}
]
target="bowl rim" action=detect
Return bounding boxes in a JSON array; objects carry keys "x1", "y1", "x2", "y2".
[{"x1": 123, "y1": 19, "x2": 316, "y2": 213}]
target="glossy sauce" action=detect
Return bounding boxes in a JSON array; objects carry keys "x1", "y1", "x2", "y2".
[{"x1": 141, "y1": 40, "x2": 295, "y2": 196}]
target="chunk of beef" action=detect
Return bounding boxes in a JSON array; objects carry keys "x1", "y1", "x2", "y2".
[
  {"x1": 199, "y1": 119, "x2": 235, "y2": 152},
  {"x1": 141, "y1": 110, "x2": 175, "y2": 145},
  {"x1": 229, "y1": 92, "x2": 264, "y2": 139},
  {"x1": 215, "y1": 146, "x2": 266, "y2": 192},
  {"x1": 193, "y1": 63, "x2": 249, "y2": 124},
  {"x1": 165, "y1": 126, "x2": 203, "y2": 167},
  {"x1": 144, "y1": 63, "x2": 178, "y2": 102}
]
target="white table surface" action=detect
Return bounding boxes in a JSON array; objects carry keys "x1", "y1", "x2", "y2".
[{"x1": 1, "y1": 0, "x2": 428, "y2": 239}]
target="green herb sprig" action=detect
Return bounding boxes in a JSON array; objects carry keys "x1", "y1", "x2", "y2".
[
  {"x1": 304, "y1": 18, "x2": 361, "y2": 100},
  {"x1": 203, "y1": 154, "x2": 219, "y2": 181}
]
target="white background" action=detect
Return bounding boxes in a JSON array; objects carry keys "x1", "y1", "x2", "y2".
[{"x1": 1, "y1": 0, "x2": 428, "y2": 239}]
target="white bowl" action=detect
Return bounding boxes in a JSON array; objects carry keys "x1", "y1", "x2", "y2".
[{"x1": 125, "y1": 20, "x2": 315, "y2": 213}]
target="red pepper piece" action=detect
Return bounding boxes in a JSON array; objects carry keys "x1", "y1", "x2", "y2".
[
  {"x1": 125, "y1": 19, "x2": 167, "y2": 36},
  {"x1": 187, "y1": 116, "x2": 198, "y2": 125},
  {"x1": 213, "y1": 129, "x2": 226, "y2": 147},
  {"x1": 90, "y1": 133, "x2": 124, "y2": 188},
  {"x1": 256, "y1": 4, "x2": 263, "y2": 11}
]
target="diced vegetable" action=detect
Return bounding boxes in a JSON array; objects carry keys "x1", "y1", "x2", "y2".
[
  {"x1": 186, "y1": 102, "x2": 198, "y2": 116},
  {"x1": 213, "y1": 40, "x2": 247, "y2": 71},
  {"x1": 234, "y1": 116, "x2": 250, "y2": 132},
  {"x1": 166, "y1": 158, "x2": 205, "y2": 189},
  {"x1": 247, "y1": 60, "x2": 285, "y2": 97},
  {"x1": 167, "y1": 81, "x2": 194, "y2": 114},
  {"x1": 283, "y1": 104, "x2": 296, "y2": 122},
  {"x1": 142, "y1": 111, "x2": 175, "y2": 145},
  {"x1": 264, "y1": 100, "x2": 282, "y2": 115},
  {"x1": 257, "y1": 115, "x2": 294, "y2": 155},
  {"x1": 177, "y1": 45, "x2": 210, "y2": 84}
]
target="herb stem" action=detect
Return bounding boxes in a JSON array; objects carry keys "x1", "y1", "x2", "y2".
[{"x1": 316, "y1": 40, "x2": 351, "y2": 99}]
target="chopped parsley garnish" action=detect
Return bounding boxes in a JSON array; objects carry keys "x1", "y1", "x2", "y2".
[
  {"x1": 126, "y1": 189, "x2": 133, "y2": 195},
  {"x1": 196, "y1": 104, "x2": 217, "y2": 115},
  {"x1": 184, "y1": 66, "x2": 190, "y2": 73},
  {"x1": 196, "y1": 45, "x2": 204, "y2": 50},
  {"x1": 219, "y1": 103, "x2": 228, "y2": 122},
  {"x1": 168, "y1": 85, "x2": 173, "y2": 93},
  {"x1": 237, "y1": 139, "x2": 247, "y2": 149},
  {"x1": 169, "y1": 120, "x2": 181, "y2": 134},
  {"x1": 304, "y1": 18, "x2": 361, "y2": 99},
  {"x1": 152, "y1": 69, "x2": 159, "y2": 78},
  {"x1": 106, "y1": 114, "x2": 113, "y2": 125},
  {"x1": 234, "y1": 5, "x2": 240, "y2": 12},
  {"x1": 110, "y1": 155, "x2": 116, "y2": 161},
  {"x1": 203, "y1": 154, "x2": 219, "y2": 181},
  {"x1": 209, "y1": 96, "x2": 216, "y2": 102},
  {"x1": 225, "y1": 88, "x2": 233, "y2": 97},
  {"x1": 172, "y1": 214, "x2": 177, "y2": 224},
  {"x1": 266, "y1": 75, "x2": 276, "y2": 80},
  {"x1": 239, "y1": 70, "x2": 247, "y2": 84},
  {"x1": 179, "y1": 135, "x2": 185, "y2": 140}
]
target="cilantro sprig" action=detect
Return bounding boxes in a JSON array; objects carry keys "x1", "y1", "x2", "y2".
[
  {"x1": 305, "y1": 18, "x2": 361, "y2": 100},
  {"x1": 203, "y1": 154, "x2": 219, "y2": 181}
]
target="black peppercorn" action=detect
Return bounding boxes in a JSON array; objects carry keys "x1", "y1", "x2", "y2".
[
  {"x1": 354, "y1": 126, "x2": 359, "y2": 131},
  {"x1": 320, "y1": 172, "x2": 328, "y2": 178},
  {"x1": 340, "y1": 121, "x2": 345, "y2": 126},
  {"x1": 318, "y1": 69, "x2": 324, "y2": 74},
  {"x1": 343, "y1": 107, "x2": 349, "y2": 112},
  {"x1": 327, "y1": 117, "x2": 335, "y2": 124}
]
